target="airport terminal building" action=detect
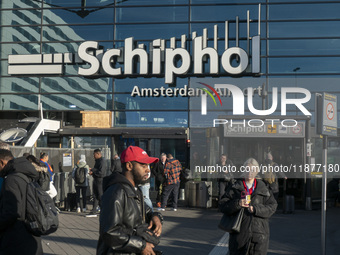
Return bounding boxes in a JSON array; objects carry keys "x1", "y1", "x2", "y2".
[{"x1": 1, "y1": 0, "x2": 340, "y2": 204}]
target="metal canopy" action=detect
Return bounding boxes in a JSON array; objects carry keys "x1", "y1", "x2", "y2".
[{"x1": 58, "y1": 127, "x2": 187, "y2": 139}]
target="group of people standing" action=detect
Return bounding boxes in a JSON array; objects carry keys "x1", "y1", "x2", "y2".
[
  {"x1": 71, "y1": 149, "x2": 107, "y2": 216},
  {"x1": 70, "y1": 148, "x2": 185, "y2": 218},
  {"x1": 152, "y1": 153, "x2": 183, "y2": 212},
  {"x1": 217, "y1": 152, "x2": 287, "y2": 202},
  {"x1": 0, "y1": 141, "x2": 283, "y2": 255}
]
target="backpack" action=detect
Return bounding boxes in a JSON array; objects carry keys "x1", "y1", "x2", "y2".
[
  {"x1": 38, "y1": 171, "x2": 51, "y2": 191},
  {"x1": 74, "y1": 167, "x2": 86, "y2": 184},
  {"x1": 15, "y1": 173, "x2": 59, "y2": 236}
]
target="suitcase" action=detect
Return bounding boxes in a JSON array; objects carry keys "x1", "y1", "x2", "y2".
[{"x1": 65, "y1": 193, "x2": 77, "y2": 211}]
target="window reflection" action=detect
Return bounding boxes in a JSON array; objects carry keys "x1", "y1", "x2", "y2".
[
  {"x1": 115, "y1": 24, "x2": 188, "y2": 40},
  {"x1": 1, "y1": 9, "x2": 42, "y2": 25},
  {"x1": 192, "y1": 0, "x2": 264, "y2": 3},
  {"x1": 0, "y1": 1, "x2": 41, "y2": 9},
  {"x1": 0, "y1": 94, "x2": 38, "y2": 110},
  {"x1": 0, "y1": 26, "x2": 41, "y2": 42},
  {"x1": 269, "y1": 39, "x2": 340, "y2": 56},
  {"x1": 269, "y1": 3, "x2": 340, "y2": 20},
  {"x1": 1, "y1": 43, "x2": 40, "y2": 58},
  {"x1": 189, "y1": 111, "x2": 227, "y2": 128},
  {"x1": 116, "y1": 6, "x2": 188, "y2": 23},
  {"x1": 42, "y1": 93, "x2": 112, "y2": 110},
  {"x1": 268, "y1": 77, "x2": 340, "y2": 92},
  {"x1": 0, "y1": 77, "x2": 40, "y2": 93},
  {"x1": 114, "y1": 94, "x2": 188, "y2": 110},
  {"x1": 191, "y1": 5, "x2": 263, "y2": 22},
  {"x1": 191, "y1": 22, "x2": 265, "y2": 40},
  {"x1": 116, "y1": 0, "x2": 188, "y2": 6},
  {"x1": 43, "y1": 7, "x2": 114, "y2": 25},
  {"x1": 42, "y1": 25, "x2": 114, "y2": 41},
  {"x1": 114, "y1": 111, "x2": 188, "y2": 127},
  {"x1": 1, "y1": 60, "x2": 9, "y2": 76},
  {"x1": 269, "y1": 21, "x2": 340, "y2": 38},
  {"x1": 269, "y1": 57, "x2": 340, "y2": 74},
  {"x1": 41, "y1": 77, "x2": 112, "y2": 93},
  {"x1": 43, "y1": 0, "x2": 114, "y2": 8}
]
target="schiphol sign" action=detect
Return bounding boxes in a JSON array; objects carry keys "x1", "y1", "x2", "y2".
[{"x1": 7, "y1": 6, "x2": 262, "y2": 84}]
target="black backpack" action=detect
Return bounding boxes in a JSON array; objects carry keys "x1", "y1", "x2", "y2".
[
  {"x1": 15, "y1": 173, "x2": 59, "y2": 236},
  {"x1": 74, "y1": 166, "x2": 86, "y2": 184},
  {"x1": 38, "y1": 171, "x2": 51, "y2": 191}
]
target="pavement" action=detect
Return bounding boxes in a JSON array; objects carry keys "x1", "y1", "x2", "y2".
[{"x1": 41, "y1": 206, "x2": 340, "y2": 255}]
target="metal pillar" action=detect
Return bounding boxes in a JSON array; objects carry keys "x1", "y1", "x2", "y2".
[{"x1": 321, "y1": 135, "x2": 328, "y2": 255}]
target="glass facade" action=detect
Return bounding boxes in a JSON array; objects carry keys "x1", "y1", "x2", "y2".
[{"x1": 1, "y1": 0, "x2": 340, "y2": 128}]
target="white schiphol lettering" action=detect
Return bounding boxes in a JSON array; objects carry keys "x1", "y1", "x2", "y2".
[
  {"x1": 9, "y1": 7, "x2": 263, "y2": 82},
  {"x1": 76, "y1": 25, "x2": 260, "y2": 84}
]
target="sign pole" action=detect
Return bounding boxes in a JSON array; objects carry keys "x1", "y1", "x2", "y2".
[
  {"x1": 321, "y1": 135, "x2": 328, "y2": 255},
  {"x1": 316, "y1": 92, "x2": 337, "y2": 255}
]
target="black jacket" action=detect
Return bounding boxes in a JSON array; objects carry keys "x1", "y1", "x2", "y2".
[
  {"x1": 93, "y1": 157, "x2": 105, "y2": 179},
  {"x1": 219, "y1": 179, "x2": 277, "y2": 255},
  {"x1": 151, "y1": 161, "x2": 166, "y2": 184},
  {"x1": 0, "y1": 157, "x2": 43, "y2": 255},
  {"x1": 111, "y1": 158, "x2": 122, "y2": 173},
  {"x1": 97, "y1": 172, "x2": 162, "y2": 255}
]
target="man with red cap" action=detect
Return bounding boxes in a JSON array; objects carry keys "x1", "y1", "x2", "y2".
[{"x1": 97, "y1": 146, "x2": 163, "y2": 255}]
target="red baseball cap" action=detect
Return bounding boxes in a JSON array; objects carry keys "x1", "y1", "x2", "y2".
[{"x1": 120, "y1": 146, "x2": 159, "y2": 164}]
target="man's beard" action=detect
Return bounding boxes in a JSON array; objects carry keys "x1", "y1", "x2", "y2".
[{"x1": 132, "y1": 168, "x2": 148, "y2": 185}]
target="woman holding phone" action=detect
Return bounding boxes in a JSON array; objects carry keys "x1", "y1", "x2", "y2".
[{"x1": 219, "y1": 158, "x2": 277, "y2": 255}]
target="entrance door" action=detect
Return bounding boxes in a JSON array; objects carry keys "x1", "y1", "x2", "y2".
[
  {"x1": 228, "y1": 138, "x2": 303, "y2": 167},
  {"x1": 227, "y1": 138, "x2": 263, "y2": 169}
]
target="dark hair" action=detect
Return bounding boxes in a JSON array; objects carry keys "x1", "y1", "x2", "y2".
[
  {"x1": 0, "y1": 149, "x2": 14, "y2": 161},
  {"x1": 40, "y1": 152, "x2": 48, "y2": 159},
  {"x1": 121, "y1": 161, "x2": 128, "y2": 173},
  {"x1": 94, "y1": 149, "x2": 101, "y2": 153},
  {"x1": 23, "y1": 152, "x2": 30, "y2": 158},
  {"x1": 167, "y1": 153, "x2": 173, "y2": 158},
  {"x1": 27, "y1": 155, "x2": 45, "y2": 167}
]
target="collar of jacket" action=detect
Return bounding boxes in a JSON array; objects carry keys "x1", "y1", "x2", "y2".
[
  {"x1": 123, "y1": 183, "x2": 140, "y2": 199},
  {"x1": 104, "y1": 172, "x2": 141, "y2": 199},
  {"x1": 232, "y1": 179, "x2": 271, "y2": 197}
]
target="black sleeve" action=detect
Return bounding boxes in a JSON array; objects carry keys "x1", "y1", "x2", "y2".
[
  {"x1": 0, "y1": 176, "x2": 24, "y2": 233},
  {"x1": 151, "y1": 163, "x2": 158, "y2": 177},
  {"x1": 219, "y1": 187, "x2": 242, "y2": 215},
  {"x1": 253, "y1": 191, "x2": 278, "y2": 219},
  {"x1": 99, "y1": 185, "x2": 146, "y2": 253},
  {"x1": 93, "y1": 158, "x2": 105, "y2": 178}
]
